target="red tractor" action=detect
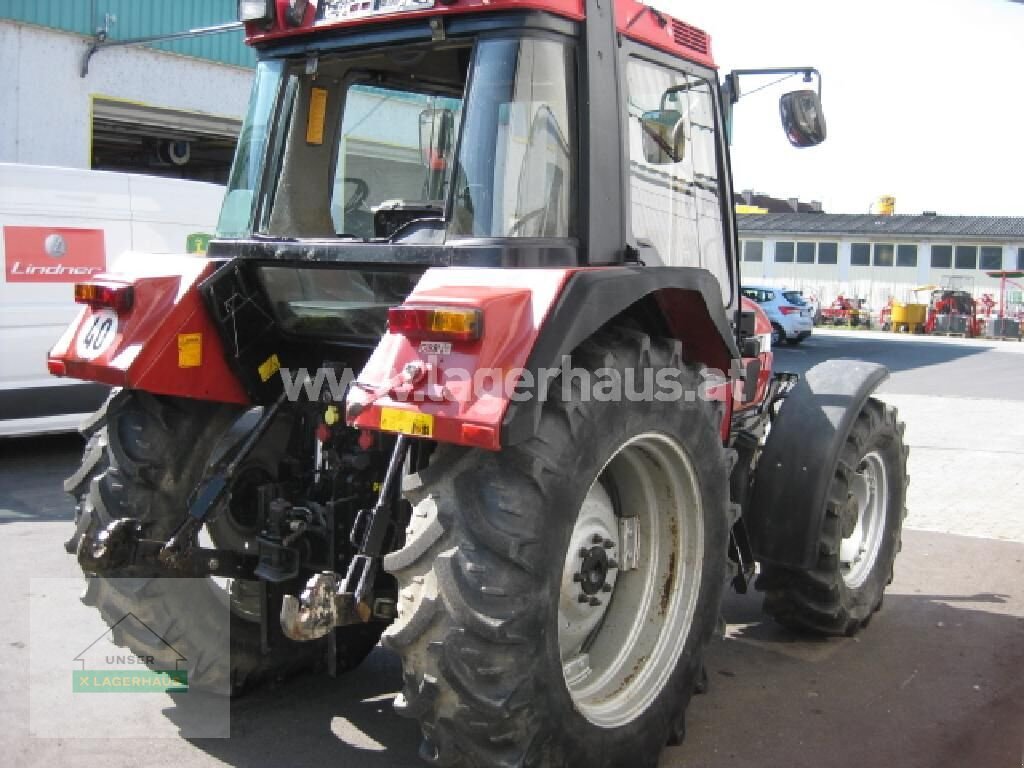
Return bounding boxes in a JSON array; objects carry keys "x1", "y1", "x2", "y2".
[
  {"x1": 50, "y1": 1, "x2": 907, "y2": 765},
  {"x1": 925, "y1": 288, "x2": 981, "y2": 337},
  {"x1": 820, "y1": 293, "x2": 866, "y2": 326}
]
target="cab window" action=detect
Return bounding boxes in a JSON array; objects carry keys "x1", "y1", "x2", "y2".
[{"x1": 626, "y1": 58, "x2": 730, "y2": 304}]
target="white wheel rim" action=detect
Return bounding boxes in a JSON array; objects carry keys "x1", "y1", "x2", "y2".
[
  {"x1": 558, "y1": 432, "x2": 704, "y2": 728},
  {"x1": 841, "y1": 450, "x2": 888, "y2": 589}
]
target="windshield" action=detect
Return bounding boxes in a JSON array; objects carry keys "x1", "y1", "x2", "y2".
[
  {"x1": 217, "y1": 60, "x2": 286, "y2": 237},
  {"x1": 216, "y1": 37, "x2": 576, "y2": 243},
  {"x1": 333, "y1": 84, "x2": 463, "y2": 238}
]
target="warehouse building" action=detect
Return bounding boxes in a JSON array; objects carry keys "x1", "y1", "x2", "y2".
[
  {"x1": 0, "y1": 0, "x2": 255, "y2": 183},
  {"x1": 737, "y1": 213, "x2": 1024, "y2": 312}
]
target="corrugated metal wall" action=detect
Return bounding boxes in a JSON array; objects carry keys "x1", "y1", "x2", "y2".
[{"x1": 0, "y1": 0, "x2": 256, "y2": 68}]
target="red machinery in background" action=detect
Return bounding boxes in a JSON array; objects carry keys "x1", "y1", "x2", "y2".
[
  {"x1": 924, "y1": 278, "x2": 982, "y2": 337},
  {"x1": 985, "y1": 270, "x2": 1024, "y2": 338},
  {"x1": 820, "y1": 294, "x2": 868, "y2": 326}
]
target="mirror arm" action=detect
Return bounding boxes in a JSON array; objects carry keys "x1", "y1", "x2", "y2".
[{"x1": 726, "y1": 67, "x2": 822, "y2": 103}]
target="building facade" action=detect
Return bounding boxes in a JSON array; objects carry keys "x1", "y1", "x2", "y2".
[
  {"x1": 738, "y1": 213, "x2": 1024, "y2": 312},
  {"x1": 0, "y1": 0, "x2": 255, "y2": 182}
]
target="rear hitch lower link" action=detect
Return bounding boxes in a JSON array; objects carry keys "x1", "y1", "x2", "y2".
[{"x1": 280, "y1": 434, "x2": 410, "y2": 641}]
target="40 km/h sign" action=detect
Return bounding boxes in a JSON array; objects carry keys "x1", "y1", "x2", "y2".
[{"x1": 75, "y1": 309, "x2": 119, "y2": 361}]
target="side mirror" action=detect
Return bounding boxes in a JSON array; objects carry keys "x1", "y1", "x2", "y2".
[
  {"x1": 779, "y1": 90, "x2": 826, "y2": 147},
  {"x1": 640, "y1": 110, "x2": 685, "y2": 164},
  {"x1": 419, "y1": 108, "x2": 454, "y2": 168}
]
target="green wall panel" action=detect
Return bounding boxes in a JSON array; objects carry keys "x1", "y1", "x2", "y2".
[{"x1": 0, "y1": 0, "x2": 256, "y2": 68}]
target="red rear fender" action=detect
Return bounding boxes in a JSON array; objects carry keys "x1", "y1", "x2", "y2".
[
  {"x1": 346, "y1": 268, "x2": 577, "y2": 450},
  {"x1": 48, "y1": 253, "x2": 249, "y2": 405}
]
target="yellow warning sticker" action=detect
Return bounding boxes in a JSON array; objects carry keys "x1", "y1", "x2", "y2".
[
  {"x1": 306, "y1": 87, "x2": 328, "y2": 145},
  {"x1": 379, "y1": 407, "x2": 434, "y2": 438},
  {"x1": 177, "y1": 333, "x2": 202, "y2": 368},
  {"x1": 258, "y1": 353, "x2": 281, "y2": 383}
]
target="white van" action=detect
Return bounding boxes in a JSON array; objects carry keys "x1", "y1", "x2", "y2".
[{"x1": 0, "y1": 164, "x2": 224, "y2": 437}]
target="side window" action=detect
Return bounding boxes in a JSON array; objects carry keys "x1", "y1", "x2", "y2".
[
  {"x1": 817, "y1": 241, "x2": 838, "y2": 264},
  {"x1": 626, "y1": 58, "x2": 731, "y2": 304},
  {"x1": 742, "y1": 240, "x2": 763, "y2": 262}
]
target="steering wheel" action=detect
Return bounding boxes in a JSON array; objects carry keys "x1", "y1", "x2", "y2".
[{"x1": 343, "y1": 177, "x2": 370, "y2": 213}]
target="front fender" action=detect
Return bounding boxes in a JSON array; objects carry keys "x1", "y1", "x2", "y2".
[
  {"x1": 47, "y1": 253, "x2": 249, "y2": 405},
  {"x1": 746, "y1": 360, "x2": 890, "y2": 569}
]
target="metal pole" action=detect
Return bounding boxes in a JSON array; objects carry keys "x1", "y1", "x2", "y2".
[{"x1": 81, "y1": 21, "x2": 243, "y2": 77}]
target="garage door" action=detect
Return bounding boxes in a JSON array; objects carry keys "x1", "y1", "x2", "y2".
[{"x1": 91, "y1": 97, "x2": 242, "y2": 183}]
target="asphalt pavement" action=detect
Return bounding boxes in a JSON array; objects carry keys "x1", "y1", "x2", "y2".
[{"x1": 0, "y1": 328, "x2": 1021, "y2": 768}]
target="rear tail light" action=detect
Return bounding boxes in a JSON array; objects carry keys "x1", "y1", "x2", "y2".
[
  {"x1": 779, "y1": 306, "x2": 800, "y2": 315},
  {"x1": 388, "y1": 306, "x2": 482, "y2": 342},
  {"x1": 74, "y1": 281, "x2": 134, "y2": 314}
]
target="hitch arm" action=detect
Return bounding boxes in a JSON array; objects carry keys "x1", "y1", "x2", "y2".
[
  {"x1": 160, "y1": 395, "x2": 285, "y2": 564},
  {"x1": 78, "y1": 517, "x2": 259, "y2": 578}
]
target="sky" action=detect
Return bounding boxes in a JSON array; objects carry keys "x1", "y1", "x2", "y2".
[{"x1": 650, "y1": 0, "x2": 1024, "y2": 216}]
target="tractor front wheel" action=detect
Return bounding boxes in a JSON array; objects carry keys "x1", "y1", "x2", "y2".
[
  {"x1": 760, "y1": 398, "x2": 908, "y2": 635},
  {"x1": 382, "y1": 330, "x2": 730, "y2": 767}
]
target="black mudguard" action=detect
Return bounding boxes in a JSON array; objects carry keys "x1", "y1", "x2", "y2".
[
  {"x1": 502, "y1": 266, "x2": 740, "y2": 445},
  {"x1": 746, "y1": 360, "x2": 889, "y2": 570}
]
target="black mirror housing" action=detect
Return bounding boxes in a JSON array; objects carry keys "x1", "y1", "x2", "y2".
[{"x1": 779, "y1": 89, "x2": 826, "y2": 147}]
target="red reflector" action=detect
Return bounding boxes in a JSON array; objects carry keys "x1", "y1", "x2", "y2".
[
  {"x1": 74, "y1": 282, "x2": 134, "y2": 314},
  {"x1": 779, "y1": 306, "x2": 799, "y2": 315},
  {"x1": 388, "y1": 306, "x2": 481, "y2": 341},
  {"x1": 47, "y1": 358, "x2": 67, "y2": 377},
  {"x1": 460, "y1": 423, "x2": 496, "y2": 448}
]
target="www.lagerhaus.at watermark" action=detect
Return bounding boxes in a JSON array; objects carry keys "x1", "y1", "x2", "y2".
[{"x1": 279, "y1": 356, "x2": 747, "y2": 413}]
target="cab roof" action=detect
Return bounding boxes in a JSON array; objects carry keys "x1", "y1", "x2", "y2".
[{"x1": 245, "y1": 0, "x2": 715, "y2": 70}]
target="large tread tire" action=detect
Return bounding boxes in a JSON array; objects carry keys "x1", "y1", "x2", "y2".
[
  {"x1": 382, "y1": 329, "x2": 731, "y2": 767},
  {"x1": 66, "y1": 390, "x2": 380, "y2": 694},
  {"x1": 759, "y1": 399, "x2": 908, "y2": 635}
]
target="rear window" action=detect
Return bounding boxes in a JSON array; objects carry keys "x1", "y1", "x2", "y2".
[
  {"x1": 259, "y1": 266, "x2": 420, "y2": 338},
  {"x1": 782, "y1": 291, "x2": 806, "y2": 306}
]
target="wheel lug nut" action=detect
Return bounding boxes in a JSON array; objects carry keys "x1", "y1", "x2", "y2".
[
  {"x1": 578, "y1": 594, "x2": 590, "y2": 603},
  {"x1": 588, "y1": 597, "x2": 601, "y2": 607}
]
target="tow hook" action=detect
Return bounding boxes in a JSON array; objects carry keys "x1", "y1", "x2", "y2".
[{"x1": 280, "y1": 434, "x2": 410, "y2": 641}]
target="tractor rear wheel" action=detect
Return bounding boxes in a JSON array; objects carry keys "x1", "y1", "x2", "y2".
[
  {"x1": 759, "y1": 398, "x2": 908, "y2": 635},
  {"x1": 382, "y1": 330, "x2": 730, "y2": 767},
  {"x1": 66, "y1": 390, "x2": 382, "y2": 693}
]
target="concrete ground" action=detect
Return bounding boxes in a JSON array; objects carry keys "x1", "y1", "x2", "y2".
[{"x1": 1, "y1": 328, "x2": 1022, "y2": 767}]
